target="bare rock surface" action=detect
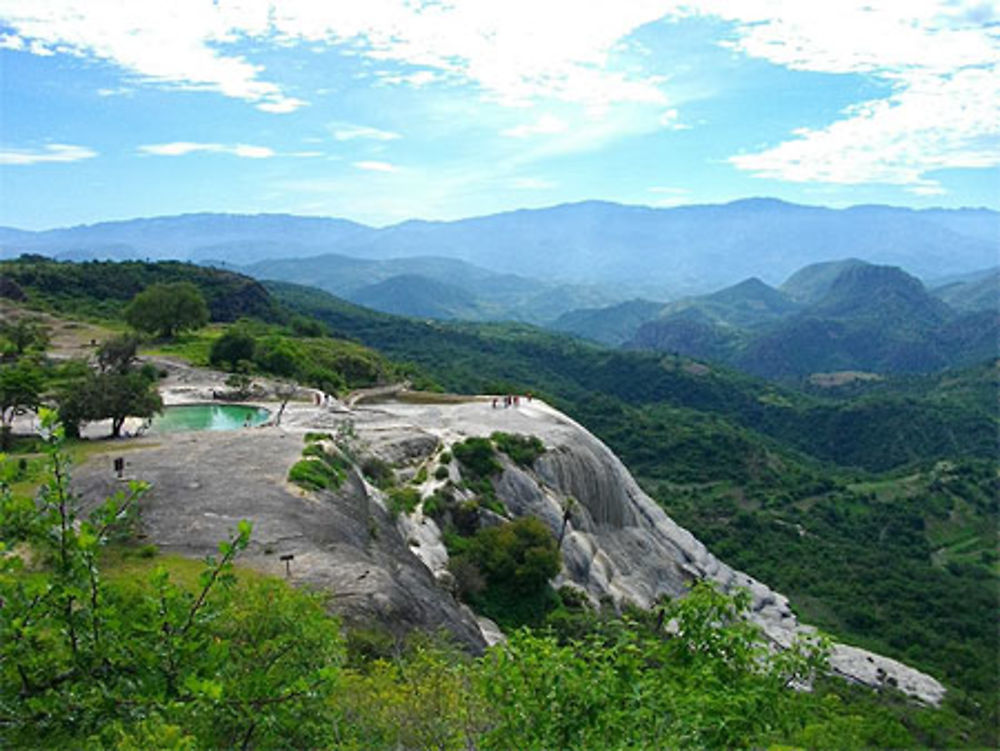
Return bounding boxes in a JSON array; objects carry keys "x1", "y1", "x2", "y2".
[
  {"x1": 70, "y1": 366, "x2": 945, "y2": 705},
  {"x1": 348, "y1": 395, "x2": 946, "y2": 705},
  {"x1": 72, "y1": 424, "x2": 484, "y2": 650}
]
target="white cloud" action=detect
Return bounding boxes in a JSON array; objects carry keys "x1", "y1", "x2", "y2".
[
  {"x1": 0, "y1": 33, "x2": 24, "y2": 50},
  {"x1": 501, "y1": 114, "x2": 569, "y2": 139},
  {"x1": 353, "y1": 160, "x2": 397, "y2": 172},
  {"x1": 677, "y1": 1, "x2": 1000, "y2": 189},
  {"x1": 0, "y1": 143, "x2": 97, "y2": 165},
  {"x1": 0, "y1": 0, "x2": 304, "y2": 112},
  {"x1": 2, "y1": 1, "x2": 995, "y2": 190},
  {"x1": 0, "y1": 1, "x2": 672, "y2": 112},
  {"x1": 330, "y1": 123, "x2": 401, "y2": 141},
  {"x1": 138, "y1": 142, "x2": 276, "y2": 158},
  {"x1": 510, "y1": 177, "x2": 556, "y2": 190},
  {"x1": 658, "y1": 108, "x2": 690, "y2": 131}
]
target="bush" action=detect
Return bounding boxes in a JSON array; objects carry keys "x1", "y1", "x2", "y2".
[
  {"x1": 209, "y1": 326, "x2": 256, "y2": 368},
  {"x1": 388, "y1": 487, "x2": 421, "y2": 517},
  {"x1": 362, "y1": 457, "x2": 395, "y2": 489},
  {"x1": 434, "y1": 465, "x2": 450, "y2": 481},
  {"x1": 491, "y1": 432, "x2": 545, "y2": 467},
  {"x1": 288, "y1": 459, "x2": 340, "y2": 491},
  {"x1": 288, "y1": 445, "x2": 349, "y2": 491},
  {"x1": 452, "y1": 437, "x2": 500, "y2": 480}
]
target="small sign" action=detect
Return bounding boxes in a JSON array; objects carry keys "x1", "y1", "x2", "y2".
[{"x1": 280, "y1": 553, "x2": 295, "y2": 577}]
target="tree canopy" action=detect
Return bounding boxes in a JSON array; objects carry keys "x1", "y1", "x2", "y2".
[{"x1": 124, "y1": 282, "x2": 209, "y2": 339}]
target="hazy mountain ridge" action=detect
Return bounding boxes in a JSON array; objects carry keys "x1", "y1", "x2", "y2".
[
  {"x1": 3, "y1": 200, "x2": 996, "y2": 299},
  {"x1": 242, "y1": 252, "x2": 617, "y2": 323},
  {"x1": 623, "y1": 261, "x2": 997, "y2": 378}
]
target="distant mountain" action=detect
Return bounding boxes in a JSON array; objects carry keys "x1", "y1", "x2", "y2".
[
  {"x1": 345, "y1": 274, "x2": 482, "y2": 320},
  {"x1": 3, "y1": 199, "x2": 996, "y2": 298},
  {"x1": 243, "y1": 252, "x2": 617, "y2": 323},
  {"x1": 0, "y1": 213, "x2": 370, "y2": 262},
  {"x1": 805, "y1": 264, "x2": 952, "y2": 326},
  {"x1": 550, "y1": 299, "x2": 665, "y2": 346},
  {"x1": 625, "y1": 261, "x2": 998, "y2": 378},
  {"x1": 780, "y1": 259, "x2": 871, "y2": 304},
  {"x1": 661, "y1": 277, "x2": 801, "y2": 328},
  {"x1": 930, "y1": 269, "x2": 999, "y2": 313}
]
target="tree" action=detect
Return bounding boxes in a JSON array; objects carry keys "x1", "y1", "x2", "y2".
[
  {"x1": 0, "y1": 359, "x2": 42, "y2": 449},
  {"x1": 209, "y1": 325, "x2": 256, "y2": 369},
  {"x1": 0, "y1": 414, "x2": 346, "y2": 748},
  {"x1": 0, "y1": 316, "x2": 49, "y2": 359},
  {"x1": 97, "y1": 332, "x2": 141, "y2": 374},
  {"x1": 124, "y1": 282, "x2": 209, "y2": 339},
  {"x1": 59, "y1": 370, "x2": 163, "y2": 438}
]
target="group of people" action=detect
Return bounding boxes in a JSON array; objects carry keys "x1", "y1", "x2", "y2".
[{"x1": 492, "y1": 393, "x2": 532, "y2": 409}]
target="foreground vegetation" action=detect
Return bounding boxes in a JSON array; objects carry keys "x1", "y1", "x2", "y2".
[
  {"x1": 1, "y1": 431, "x2": 965, "y2": 749},
  {"x1": 1, "y1": 258, "x2": 996, "y2": 746}
]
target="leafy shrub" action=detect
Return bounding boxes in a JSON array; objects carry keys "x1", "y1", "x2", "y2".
[
  {"x1": 491, "y1": 432, "x2": 545, "y2": 467},
  {"x1": 439, "y1": 450, "x2": 452, "y2": 464},
  {"x1": 388, "y1": 487, "x2": 421, "y2": 517},
  {"x1": 209, "y1": 325, "x2": 256, "y2": 368},
  {"x1": 412, "y1": 466, "x2": 428, "y2": 485},
  {"x1": 362, "y1": 456, "x2": 395, "y2": 489},
  {"x1": 288, "y1": 443, "x2": 349, "y2": 491},
  {"x1": 452, "y1": 437, "x2": 500, "y2": 480},
  {"x1": 434, "y1": 465, "x2": 450, "y2": 481},
  {"x1": 288, "y1": 459, "x2": 340, "y2": 491}
]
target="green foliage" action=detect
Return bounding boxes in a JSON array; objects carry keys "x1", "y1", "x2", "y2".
[
  {"x1": 0, "y1": 358, "x2": 43, "y2": 448},
  {"x1": 360, "y1": 456, "x2": 395, "y2": 489},
  {"x1": 477, "y1": 584, "x2": 826, "y2": 750},
  {"x1": 387, "y1": 486, "x2": 421, "y2": 518},
  {"x1": 0, "y1": 257, "x2": 281, "y2": 323},
  {"x1": 490, "y1": 431, "x2": 545, "y2": 467},
  {"x1": 124, "y1": 281, "x2": 209, "y2": 339},
  {"x1": 412, "y1": 465, "x2": 428, "y2": 485},
  {"x1": 434, "y1": 465, "x2": 450, "y2": 480},
  {"x1": 449, "y1": 517, "x2": 560, "y2": 628},
  {"x1": 288, "y1": 451, "x2": 348, "y2": 493},
  {"x1": 96, "y1": 332, "x2": 141, "y2": 374},
  {"x1": 0, "y1": 414, "x2": 345, "y2": 749},
  {"x1": 0, "y1": 316, "x2": 49, "y2": 357},
  {"x1": 438, "y1": 450, "x2": 452, "y2": 464},
  {"x1": 223, "y1": 371, "x2": 254, "y2": 399},
  {"x1": 209, "y1": 324, "x2": 256, "y2": 368},
  {"x1": 452, "y1": 436, "x2": 500, "y2": 485},
  {"x1": 58, "y1": 369, "x2": 163, "y2": 438}
]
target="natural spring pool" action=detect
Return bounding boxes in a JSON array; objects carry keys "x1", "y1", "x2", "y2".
[{"x1": 146, "y1": 404, "x2": 271, "y2": 434}]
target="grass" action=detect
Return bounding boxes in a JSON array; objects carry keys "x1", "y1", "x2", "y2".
[
  {"x1": 99, "y1": 544, "x2": 272, "y2": 594},
  {"x1": 140, "y1": 326, "x2": 225, "y2": 366}
]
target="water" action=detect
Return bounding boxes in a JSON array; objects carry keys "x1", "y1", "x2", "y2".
[{"x1": 147, "y1": 404, "x2": 271, "y2": 434}]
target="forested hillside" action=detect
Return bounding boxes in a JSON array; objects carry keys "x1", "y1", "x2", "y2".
[{"x1": 2, "y1": 259, "x2": 996, "y2": 746}]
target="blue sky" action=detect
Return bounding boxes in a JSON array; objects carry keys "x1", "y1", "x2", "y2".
[{"x1": 0, "y1": 1, "x2": 997, "y2": 230}]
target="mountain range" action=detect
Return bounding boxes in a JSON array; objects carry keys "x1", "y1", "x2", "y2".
[
  {"x1": 608, "y1": 261, "x2": 999, "y2": 379},
  {"x1": 3, "y1": 199, "x2": 996, "y2": 302}
]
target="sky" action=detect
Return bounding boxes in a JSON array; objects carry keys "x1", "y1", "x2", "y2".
[{"x1": 0, "y1": 0, "x2": 998, "y2": 230}]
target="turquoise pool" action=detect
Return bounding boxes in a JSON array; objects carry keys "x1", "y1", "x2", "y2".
[{"x1": 147, "y1": 404, "x2": 271, "y2": 434}]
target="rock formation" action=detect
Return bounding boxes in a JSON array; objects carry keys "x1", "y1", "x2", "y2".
[{"x1": 71, "y1": 361, "x2": 946, "y2": 705}]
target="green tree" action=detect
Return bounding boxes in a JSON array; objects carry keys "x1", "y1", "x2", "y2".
[
  {"x1": 0, "y1": 414, "x2": 346, "y2": 748},
  {"x1": 0, "y1": 316, "x2": 49, "y2": 358},
  {"x1": 0, "y1": 358, "x2": 42, "y2": 449},
  {"x1": 124, "y1": 282, "x2": 209, "y2": 339},
  {"x1": 59, "y1": 370, "x2": 163, "y2": 438},
  {"x1": 209, "y1": 326, "x2": 256, "y2": 369},
  {"x1": 96, "y1": 332, "x2": 141, "y2": 374}
]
